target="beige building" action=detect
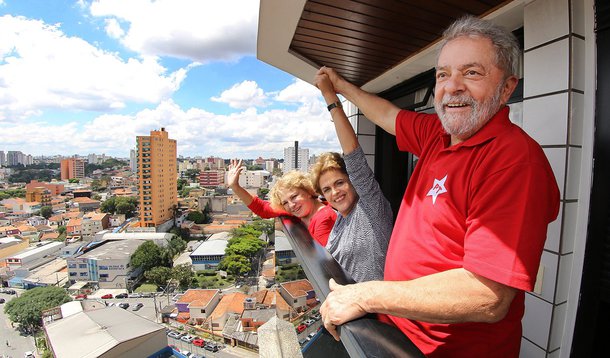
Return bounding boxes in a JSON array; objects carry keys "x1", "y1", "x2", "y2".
[
  {"x1": 81, "y1": 212, "x2": 110, "y2": 240},
  {"x1": 137, "y1": 128, "x2": 177, "y2": 228},
  {"x1": 60, "y1": 158, "x2": 85, "y2": 180}
]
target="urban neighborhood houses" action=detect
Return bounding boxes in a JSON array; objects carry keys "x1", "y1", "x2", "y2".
[{"x1": 1, "y1": 130, "x2": 320, "y2": 357}]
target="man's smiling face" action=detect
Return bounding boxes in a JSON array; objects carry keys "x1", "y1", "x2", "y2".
[{"x1": 434, "y1": 35, "x2": 517, "y2": 143}]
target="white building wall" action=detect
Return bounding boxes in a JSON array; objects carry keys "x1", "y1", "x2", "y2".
[{"x1": 518, "y1": 0, "x2": 593, "y2": 357}]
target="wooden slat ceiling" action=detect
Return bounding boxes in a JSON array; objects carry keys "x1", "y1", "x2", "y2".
[{"x1": 290, "y1": 0, "x2": 511, "y2": 87}]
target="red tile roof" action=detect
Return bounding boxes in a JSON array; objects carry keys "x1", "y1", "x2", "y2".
[
  {"x1": 281, "y1": 279, "x2": 314, "y2": 299},
  {"x1": 210, "y1": 292, "x2": 247, "y2": 320},
  {"x1": 178, "y1": 289, "x2": 219, "y2": 308}
]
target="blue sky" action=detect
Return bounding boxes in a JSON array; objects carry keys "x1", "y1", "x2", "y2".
[{"x1": 0, "y1": 0, "x2": 340, "y2": 159}]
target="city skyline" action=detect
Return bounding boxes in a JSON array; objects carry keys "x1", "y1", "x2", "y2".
[{"x1": 0, "y1": 0, "x2": 342, "y2": 159}]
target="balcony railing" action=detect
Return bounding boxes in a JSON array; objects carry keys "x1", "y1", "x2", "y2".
[{"x1": 279, "y1": 216, "x2": 424, "y2": 358}]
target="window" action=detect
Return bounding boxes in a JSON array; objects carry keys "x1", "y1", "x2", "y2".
[
  {"x1": 79, "y1": 272, "x2": 88, "y2": 277},
  {"x1": 79, "y1": 264, "x2": 87, "y2": 269}
]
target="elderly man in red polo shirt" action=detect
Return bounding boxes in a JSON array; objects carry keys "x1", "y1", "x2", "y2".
[{"x1": 317, "y1": 16, "x2": 560, "y2": 357}]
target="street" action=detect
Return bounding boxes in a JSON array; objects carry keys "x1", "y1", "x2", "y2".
[{"x1": 0, "y1": 291, "x2": 36, "y2": 358}]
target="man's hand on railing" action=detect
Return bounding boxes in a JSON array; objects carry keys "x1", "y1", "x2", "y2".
[{"x1": 320, "y1": 278, "x2": 369, "y2": 341}]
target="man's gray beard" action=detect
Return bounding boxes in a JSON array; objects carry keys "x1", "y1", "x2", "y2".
[{"x1": 434, "y1": 84, "x2": 504, "y2": 140}]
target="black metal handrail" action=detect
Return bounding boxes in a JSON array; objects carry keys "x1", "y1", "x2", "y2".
[{"x1": 279, "y1": 216, "x2": 424, "y2": 358}]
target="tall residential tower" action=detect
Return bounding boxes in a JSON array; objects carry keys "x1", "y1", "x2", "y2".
[{"x1": 137, "y1": 128, "x2": 177, "y2": 228}]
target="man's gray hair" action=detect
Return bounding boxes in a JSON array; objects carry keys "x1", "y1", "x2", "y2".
[{"x1": 438, "y1": 16, "x2": 520, "y2": 77}]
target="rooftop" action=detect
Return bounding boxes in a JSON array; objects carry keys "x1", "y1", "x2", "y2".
[
  {"x1": 178, "y1": 289, "x2": 220, "y2": 308},
  {"x1": 79, "y1": 240, "x2": 144, "y2": 260},
  {"x1": 190, "y1": 239, "x2": 228, "y2": 256},
  {"x1": 280, "y1": 279, "x2": 314, "y2": 299},
  {"x1": 45, "y1": 305, "x2": 165, "y2": 358}
]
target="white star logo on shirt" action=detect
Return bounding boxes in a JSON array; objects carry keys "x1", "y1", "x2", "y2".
[{"x1": 426, "y1": 175, "x2": 448, "y2": 204}]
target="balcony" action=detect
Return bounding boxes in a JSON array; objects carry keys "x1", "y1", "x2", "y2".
[{"x1": 277, "y1": 216, "x2": 424, "y2": 357}]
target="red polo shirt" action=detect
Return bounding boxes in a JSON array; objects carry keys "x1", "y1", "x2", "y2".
[{"x1": 382, "y1": 107, "x2": 560, "y2": 357}]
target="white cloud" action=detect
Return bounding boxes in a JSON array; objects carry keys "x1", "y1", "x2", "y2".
[
  {"x1": 211, "y1": 80, "x2": 268, "y2": 109},
  {"x1": 0, "y1": 15, "x2": 189, "y2": 122},
  {"x1": 2, "y1": 94, "x2": 341, "y2": 159},
  {"x1": 89, "y1": 0, "x2": 258, "y2": 62},
  {"x1": 275, "y1": 79, "x2": 321, "y2": 104},
  {"x1": 104, "y1": 18, "x2": 124, "y2": 39}
]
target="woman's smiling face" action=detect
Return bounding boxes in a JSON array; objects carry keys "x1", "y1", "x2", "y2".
[{"x1": 318, "y1": 169, "x2": 357, "y2": 217}]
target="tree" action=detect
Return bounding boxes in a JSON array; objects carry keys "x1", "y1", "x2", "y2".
[
  {"x1": 4, "y1": 286, "x2": 71, "y2": 333},
  {"x1": 172, "y1": 263, "x2": 195, "y2": 289},
  {"x1": 101, "y1": 196, "x2": 138, "y2": 218},
  {"x1": 145, "y1": 266, "x2": 173, "y2": 287},
  {"x1": 177, "y1": 178, "x2": 188, "y2": 192},
  {"x1": 250, "y1": 218, "x2": 274, "y2": 235},
  {"x1": 68, "y1": 178, "x2": 79, "y2": 183},
  {"x1": 258, "y1": 188, "x2": 269, "y2": 199},
  {"x1": 166, "y1": 235, "x2": 187, "y2": 258},
  {"x1": 131, "y1": 241, "x2": 170, "y2": 271},
  {"x1": 39, "y1": 206, "x2": 53, "y2": 219},
  {"x1": 57, "y1": 225, "x2": 66, "y2": 235},
  {"x1": 186, "y1": 211, "x2": 205, "y2": 224},
  {"x1": 218, "y1": 254, "x2": 251, "y2": 276},
  {"x1": 184, "y1": 169, "x2": 200, "y2": 182},
  {"x1": 225, "y1": 237, "x2": 265, "y2": 258}
]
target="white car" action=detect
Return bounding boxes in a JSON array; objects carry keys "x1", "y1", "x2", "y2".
[{"x1": 24, "y1": 352, "x2": 36, "y2": 358}]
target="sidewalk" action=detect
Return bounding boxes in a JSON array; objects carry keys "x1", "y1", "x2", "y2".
[{"x1": 222, "y1": 345, "x2": 259, "y2": 358}]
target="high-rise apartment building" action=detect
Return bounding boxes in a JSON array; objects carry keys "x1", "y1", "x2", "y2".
[
  {"x1": 6, "y1": 151, "x2": 25, "y2": 166},
  {"x1": 129, "y1": 149, "x2": 137, "y2": 172},
  {"x1": 283, "y1": 141, "x2": 309, "y2": 173},
  {"x1": 60, "y1": 158, "x2": 85, "y2": 180},
  {"x1": 0, "y1": 151, "x2": 5, "y2": 166},
  {"x1": 137, "y1": 128, "x2": 177, "y2": 228}
]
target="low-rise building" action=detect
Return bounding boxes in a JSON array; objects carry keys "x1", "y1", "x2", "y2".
[
  {"x1": 278, "y1": 279, "x2": 316, "y2": 314},
  {"x1": 66, "y1": 240, "x2": 145, "y2": 289},
  {"x1": 208, "y1": 292, "x2": 247, "y2": 330},
  {"x1": 81, "y1": 212, "x2": 110, "y2": 240},
  {"x1": 4, "y1": 241, "x2": 63, "y2": 270},
  {"x1": 176, "y1": 289, "x2": 222, "y2": 324},
  {"x1": 189, "y1": 233, "x2": 229, "y2": 270},
  {"x1": 44, "y1": 303, "x2": 168, "y2": 358}
]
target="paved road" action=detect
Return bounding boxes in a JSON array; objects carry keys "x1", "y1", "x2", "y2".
[{"x1": 0, "y1": 291, "x2": 36, "y2": 358}]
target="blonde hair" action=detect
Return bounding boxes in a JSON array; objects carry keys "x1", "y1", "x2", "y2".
[
  {"x1": 269, "y1": 170, "x2": 318, "y2": 209},
  {"x1": 310, "y1": 152, "x2": 347, "y2": 194}
]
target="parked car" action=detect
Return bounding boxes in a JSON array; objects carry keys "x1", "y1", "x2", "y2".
[
  {"x1": 2, "y1": 289, "x2": 16, "y2": 295},
  {"x1": 180, "y1": 350, "x2": 192, "y2": 358},
  {"x1": 132, "y1": 302, "x2": 144, "y2": 311},
  {"x1": 303, "y1": 319, "x2": 315, "y2": 327},
  {"x1": 191, "y1": 355, "x2": 205, "y2": 358},
  {"x1": 101, "y1": 294, "x2": 113, "y2": 299},
  {"x1": 192, "y1": 338, "x2": 205, "y2": 347},
  {"x1": 75, "y1": 294, "x2": 87, "y2": 300},
  {"x1": 204, "y1": 343, "x2": 219, "y2": 352},
  {"x1": 0, "y1": 298, "x2": 5, "y2": 304},
  {"x1": 167, "y1": 331, "x2": 182, "y2": 339},
  {"x1": 311, "y1": 313, "x2": 322, "y2": 321},
  {"x1": 128, "y1": 293, "x2": 141, "y2": 298},
  {"x1": 307, "y1": 332, "x2": 317, "y2": 340},
  {"x1": 24, "y1": 352, "x2": 36, "y2": 358},
  {"x1": 180, "y1": 334, "x2": 195, "y2": 343},
  {"x1": 296, "y1": 324, "x2": 307, "y2": 333},
  {"x1": 141, "y1": 292, "x2": 154, "y2": 298},
  {"x1": 298, "y1": 338, "x2": 307, "y2": 346},
  {"x1": 115, "y1": 293, "x2": 128, "y2": 299},
  {"x1": 118, "y1": 302, "x2": 129, "y2": 309}
]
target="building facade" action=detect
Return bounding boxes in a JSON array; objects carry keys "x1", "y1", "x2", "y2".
[
  {"x1": 283, "y1": 141, "x2": 309, "y2": 173},
  {"x1": 199, "y1": 170, "x2": 225, "y2": 187},
  {"x1": 136, "y1": 128, "x2": 177, "y2": 228},
  {"x1": 60, "y1": 158, "x2": 85, "y2": 180}
]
